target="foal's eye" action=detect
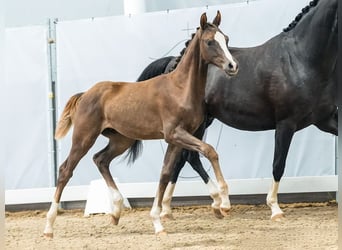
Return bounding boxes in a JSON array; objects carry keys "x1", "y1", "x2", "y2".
[{"x1": 207, "y1": 40, "x2": 215, "y2": 46}]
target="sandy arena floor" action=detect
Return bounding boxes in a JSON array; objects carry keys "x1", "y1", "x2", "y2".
[{"x1": 5, "y1": 202, "x2": 337, "y2": 250}]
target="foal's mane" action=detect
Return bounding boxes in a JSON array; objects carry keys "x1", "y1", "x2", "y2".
[
  {"x1": 166, "y1": 27, "x2": 200, "y2": 73},
  {"x1": 283, "y1": 0, "x2": 319, "y2": 32}
]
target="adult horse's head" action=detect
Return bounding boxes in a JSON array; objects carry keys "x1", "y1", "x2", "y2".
[{"x1": 199, "y1": 11, "x2": 238, "y2": 76}]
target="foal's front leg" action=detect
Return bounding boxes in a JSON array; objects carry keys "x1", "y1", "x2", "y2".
[
  {"x1": 165, "y1": 127, "x2": 231, "y2": 217},
  {"x1": 161, "y1": 150, "x2": 223, "y2": 220},
  {"x1": 150, "y1": 145, "x2": 182, "y2": 234}
]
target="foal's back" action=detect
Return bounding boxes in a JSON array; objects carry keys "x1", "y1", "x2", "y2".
[{"x1": 77, "y1": 76, "x2": 173, "y2": 139}]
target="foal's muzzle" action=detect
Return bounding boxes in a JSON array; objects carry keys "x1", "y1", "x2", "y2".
[{"x1": 225, "y1": 60, "x2": 239, "y2": 76}]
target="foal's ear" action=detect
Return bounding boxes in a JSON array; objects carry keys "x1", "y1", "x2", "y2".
[
  {"x1": 213, "y1": 10, "x2": 221, "y2": 26},
  {"x1": 200, "y1": 12, "x2": 207, "y2": 29}
]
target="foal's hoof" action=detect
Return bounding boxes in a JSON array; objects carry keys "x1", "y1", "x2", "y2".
[
  {"x1": 43, "y1": 233, "x2": 54, "y2": 239},
  {"x1": 161, "y1": 213, "x2": 175, "y2": 221},
  {"x1": 213, "y1": 208, "x2": 224, "y2": 219},
  {"x1": 220, "y1": 207, "x2": 231, "y2": 217},
  {"x1": 271, "y1": 213, "x2": 284, "y2": 222},
  {"x1": 111, "y1": 216, "x2": 120, "y2": 225},
  {"x1": 156, "y1": 230, "x2": 168, "y2": 237}
]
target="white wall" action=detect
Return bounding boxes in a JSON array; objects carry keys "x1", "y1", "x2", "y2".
[
  {"x1": 4, "y1": 0, "x2": 337, "y2": 203},
  {"x1": 5, "y1": 0, "x2": 257, "y2": 27},
  {"x1": 3, "y1": 26, "x2": 52, "y2": 189}
]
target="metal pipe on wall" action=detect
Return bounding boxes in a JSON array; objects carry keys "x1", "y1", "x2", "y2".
[{"x1": 47, "y1": 18, "x2": 58, "y2": 187}]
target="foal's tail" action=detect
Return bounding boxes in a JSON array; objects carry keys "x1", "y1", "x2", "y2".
[{"x1": 55, "y1": 92, "x2": 84, "y2": 140}]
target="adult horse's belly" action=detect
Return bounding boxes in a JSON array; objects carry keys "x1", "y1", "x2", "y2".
[
  {"x1": 205, "y1": 63, "x2": 277, "y2": 131},
  {"x1": 208, "y1": 101, "x2": 276, "y2": 131}
]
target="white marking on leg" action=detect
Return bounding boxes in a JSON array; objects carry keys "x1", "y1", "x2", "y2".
[
  {"x1": 108, "y1": 187, "x2": 123, "y2": 219},
  {"x1": 44, "y1": 201, "x2": 59, "y2": 236},
  {"x1": 214, "y1": 31, "x2": 237, "y2": 71},
  {"x1": 160, "y1": 182, "x2": 175, "y2": 218},
  {"x1": 150, "y1": 197, "x2": 164, "y2": 234},
  {"x1": 218, "y1": 181, "x2": 231, "y2": 210},
  {"x1": 266, "y1": 180, "x2": 284, "y2": 219},
  {"x1": 206, "y1": 179, "x2": 222, "y2": 209}
]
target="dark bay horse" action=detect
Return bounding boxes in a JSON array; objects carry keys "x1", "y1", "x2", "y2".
[
  {"x1": 43, "y1": 11, "x2": 238, "y2": 237},
  {"x1": 137, "y1": 0, "x2": 337, "y2": 221}
]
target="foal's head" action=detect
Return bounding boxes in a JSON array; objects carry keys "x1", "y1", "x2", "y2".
[{"x1": 199, "y1": 11, "x2": 238, "y2": 76}]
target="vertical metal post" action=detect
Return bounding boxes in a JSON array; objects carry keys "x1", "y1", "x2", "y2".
[
  {"x1": 336, "y1": 136, "x2": 338, "y2": 174},
  {"x1": 338, "y1": 61, "x2": 341, "y2": 249},
  {"x1": 47, "y1": 18, "x2": 58, "y2": 187},
  {"x1": 338, "y1": 105, "x2": 341, "y2": 249}
]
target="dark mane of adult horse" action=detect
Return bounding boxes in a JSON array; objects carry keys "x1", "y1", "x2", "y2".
[{"x1": 136, "y1": 0, "x2": 338, "y2": 220}]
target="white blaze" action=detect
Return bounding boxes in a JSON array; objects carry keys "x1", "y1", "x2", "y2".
[{"x1": 214, "y1": 31, "x2": 237, "y2": 69}]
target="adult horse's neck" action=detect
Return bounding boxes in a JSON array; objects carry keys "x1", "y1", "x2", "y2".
[
  {"x1": 289, "y1": 0, "x2": 337, "y2": 77},
  {"x1": 172, "y1": 31, "x2": 208, "y2": 99}
]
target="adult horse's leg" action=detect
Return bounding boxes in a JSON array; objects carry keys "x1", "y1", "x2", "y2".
[
  {"x1": 267, "y1": 121, "x2": 296, "y2": 220},
  {"x1": 93, "y1": 130, "x2": 136, "y2": 225},
  {"x1": 43, "y1": 128, "x2": 100, "y2": 238}
]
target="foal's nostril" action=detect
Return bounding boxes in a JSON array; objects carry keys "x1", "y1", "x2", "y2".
[
  {"x1": 226, "y1": 61, "x2": 238, "y2": 76},
  {"x1": 228, "y1": 62, "x2": 238, "y2": 72}
]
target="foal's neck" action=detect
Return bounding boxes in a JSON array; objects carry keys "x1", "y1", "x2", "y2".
[{"x1": 172, "y1": 32, "x2": 208, "y2": 99}]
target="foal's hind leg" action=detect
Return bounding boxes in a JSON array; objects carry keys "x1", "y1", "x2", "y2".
[
  {"x1": 44, "y1": 128, "x2": 100, "y2": 238},
  {"x1": 93, "y1": 130, "x2": 135, "y2": 225}
]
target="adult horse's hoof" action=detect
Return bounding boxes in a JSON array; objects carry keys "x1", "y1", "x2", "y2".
[
  {"x1": 213, "y1": 208, "x2": 224, "y2": 219},
  {"x1": 220, "y1": 207, "x2": 231, "y2": 217},
  {"x1": 155, "y1": 230, "x2": 168, "y2": 237},
  {"x1": 43, "y1": 233, "x2": 54, "y2": 239},
  {"x1": 111, "y1": 216, "x2": 120, "y2": 225},
  {"x1": 271, "y1": 212, "x2": 284, "y2": 221},
  {"x1": 161, "y1": 213, "x2": 175, "y2": 221}
]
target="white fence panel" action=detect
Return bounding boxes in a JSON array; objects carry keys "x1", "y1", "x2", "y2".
[
  {"x1": 56, "y1": 0, "x2": 335, "y2": 186},
  {"x1": 3, "y1": 26, "x2": 52, "y2": 189},
  {"x1": 4, "y1": 0, "x2": 336, "y2": 205}
]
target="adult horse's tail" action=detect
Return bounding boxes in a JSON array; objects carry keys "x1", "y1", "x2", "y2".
[
  {"x1": 124, "y1": 140, "x2": 143, "y2": 165},
  {"x1": 55, "y1": 92, "x2": 83, "y2": 139}
]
